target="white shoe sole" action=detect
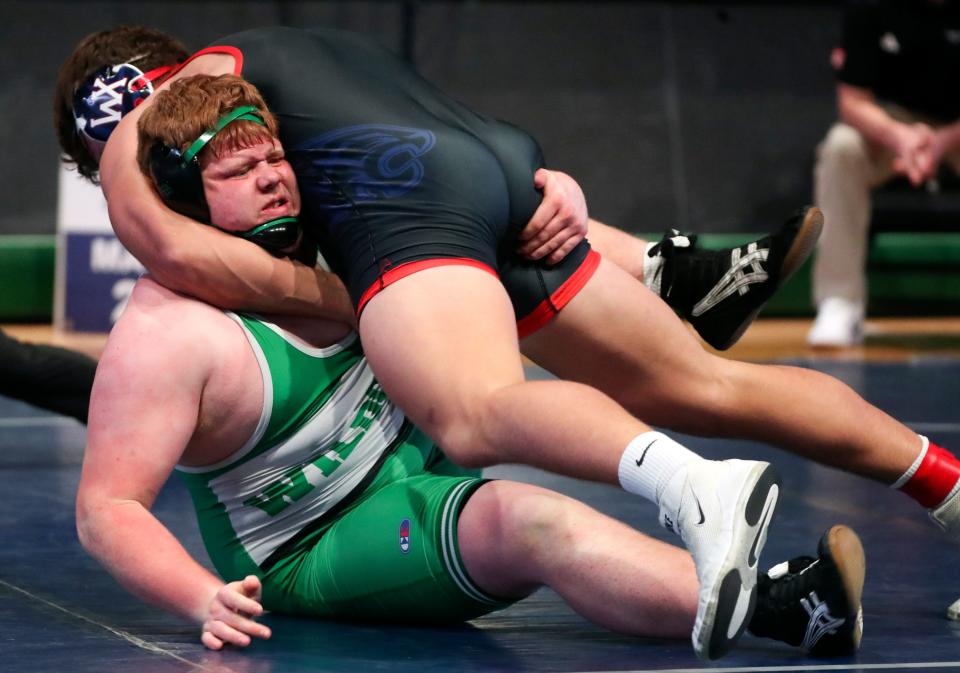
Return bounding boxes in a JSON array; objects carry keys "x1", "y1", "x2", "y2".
[{"x1": 692, "y1": 461, "x2": 781, "y2": 660}]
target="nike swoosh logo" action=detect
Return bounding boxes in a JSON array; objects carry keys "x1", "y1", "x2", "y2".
[
  {"x1": 692, "y1": 491, "x2": 705, "y2": 525},
  {"x1": 635, "y1": 439, "x2": 658, "y2": 467},
  {"x1": 748, "y1": 484, "x2": 780, "y2": 567}
]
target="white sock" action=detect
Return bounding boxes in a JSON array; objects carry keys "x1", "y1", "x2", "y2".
[
  {"x1": 890, "y1": 435, "x2": 928, "y2": 490},
  {"x1": 618, "y1": 431, "x2": 703, "y2": 508},
  {"x1": 643, "y1": 242, "x2": 664, "y2": 296}
]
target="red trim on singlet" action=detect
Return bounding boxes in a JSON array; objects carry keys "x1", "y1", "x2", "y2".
[
  {"x1": 356, "y1": 258, "x2": 499, "y2": 316},
  {"x1": 168, "y1": 45, "x2": 244, "y2": 80},
  {"x1": 516, "y1": 249, "x2": 602, "y2": 339},
  {"x1": 902, "y1": 441, "x2": 960, "y2": 508}
]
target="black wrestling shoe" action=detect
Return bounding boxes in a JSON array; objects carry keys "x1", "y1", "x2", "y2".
[
  {"x1": 651, "y1": 207, "x2": 823, "y2": 350},
  {"x1": 749, "y1": 525, "x2": 865, "y2": 657}
]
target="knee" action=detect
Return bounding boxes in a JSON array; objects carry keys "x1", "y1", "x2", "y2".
[
  {"x1": 817, "y1": 124, "x2": 871, "y2": 172},
  {"x1": 428, "y1": 397, "x2": 502, "y2": 469},
  {"x1": 432, "y1": 383, "x2": 542, "y2": 468},
  {"x1": 435, "y1": 432, "x2": 496, "y2": 469},
  {"x1": 496, "y1": 486, "x2": 576, "y2": 556}
]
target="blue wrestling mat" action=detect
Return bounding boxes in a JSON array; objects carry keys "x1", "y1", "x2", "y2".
[{"x1": 2, "y1": 358, "x2": 960, "y2": 673}]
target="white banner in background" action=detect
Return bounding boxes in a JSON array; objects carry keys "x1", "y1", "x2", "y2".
[{"x1": 55, "y1": 163, "x2": 143, "y2": 333}]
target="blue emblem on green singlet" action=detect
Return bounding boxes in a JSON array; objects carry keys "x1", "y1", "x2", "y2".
[{"x1": 399, "y1": 518, "x2": 411, "y2": 554}]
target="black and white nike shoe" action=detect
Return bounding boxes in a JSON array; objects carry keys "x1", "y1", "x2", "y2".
[
  {"x1": 750, "y1": 524, "x2": 865, "y2": 656},
  {"x1": 661, "y1": 459, "x2": 782, "y2": 660},
  {"x1": 650, "y1": 207, "x2": 823, "y2": 350}
]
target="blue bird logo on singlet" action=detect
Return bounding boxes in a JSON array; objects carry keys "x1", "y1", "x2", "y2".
[{"x1": 292, "y1": 124, "x2": 436, "y2": 227}]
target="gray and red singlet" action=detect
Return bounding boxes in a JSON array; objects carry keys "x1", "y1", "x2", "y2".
[{"x1": 183, "y1": 26, "x2": 598, "y2": 334}]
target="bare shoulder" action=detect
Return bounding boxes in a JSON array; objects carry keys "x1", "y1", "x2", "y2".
[{"x1": 101, "y1": 277, "x2": 235, "y2": 377}]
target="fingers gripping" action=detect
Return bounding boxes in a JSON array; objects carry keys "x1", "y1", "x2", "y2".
[{"x1": 519, "y1": 169, "x2": 588, "y2": 260}]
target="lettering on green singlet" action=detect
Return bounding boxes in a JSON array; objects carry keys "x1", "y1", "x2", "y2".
[{"x1": 243, "y1": 383, "x2": 390, "y2": 516}]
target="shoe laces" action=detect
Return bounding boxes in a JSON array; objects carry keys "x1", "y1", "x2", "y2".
[
  {"x1": 647, "y1": 229, "x2": 698, "y2": 258},
  {"x1": 763, "y1": 555, "x2": 818, "y2": 591},
  {"x1": 647, "y1": 230, "x2": 701, "y2": 304},
  {"x1": 756, "y1": 556, "x2": 821, "y2": 619}
]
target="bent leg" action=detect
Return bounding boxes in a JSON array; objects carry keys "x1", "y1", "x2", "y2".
[
  {"x1": 458, "y1": 480, "x2": 697, "y2": 638},
  {"x1": 586, "y1": 218, "x2": 648, "y2": 281},
  {"x1": 813, "y1": 122, "x2": 894, "y2": 306},
  {"x1": 359, "y1": 264, "x2": 647, "y2": 482},
  {"x1": 521, "y1": 257, "x2": 921, "y2": 483},
  {"x1": 362, "y1": 265, "x2": 783, "y2": 659},
  {"x1": 0, "y1": 328, "x2": 96, "y2": 423}
]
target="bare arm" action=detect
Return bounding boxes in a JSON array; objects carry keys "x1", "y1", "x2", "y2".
[
  {"x1": 837, "y1": 83, "x2": 935, "y2": 185},
  {"x1": 77, "y1": 286, "x2": 270, "y2": 648},
  {"x1": 98, "y1": 56, "x2": 355, "y2": 324}
]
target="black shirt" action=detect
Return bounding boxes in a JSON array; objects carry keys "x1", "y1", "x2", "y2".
[{"x1": 836, "y1": 0, "x2": 960, "y2": 121}]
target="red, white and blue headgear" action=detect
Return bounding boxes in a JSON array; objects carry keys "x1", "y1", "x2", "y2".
[{"x1": 72, "y1": 61, "x2": 172, "y2": 158}]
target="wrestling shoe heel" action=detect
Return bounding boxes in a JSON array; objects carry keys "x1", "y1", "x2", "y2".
[{"x1": 751, "y1": 524, "x2": 865, "y2": 656}]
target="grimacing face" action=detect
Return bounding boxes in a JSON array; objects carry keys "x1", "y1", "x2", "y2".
[{"x1": 200, "y1": 138, "x2": 302, "y2": 232}]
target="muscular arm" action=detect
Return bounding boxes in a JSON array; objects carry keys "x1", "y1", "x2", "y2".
[
  {"x1": 98, "y1": 56, "x2": 354, "y2": 324},
  {"x1": 76, "y1": 284, "x2": 268, "y2": 647},
  {"x1": 77, "y1": 289, "x2": 221, "y2": 621}
]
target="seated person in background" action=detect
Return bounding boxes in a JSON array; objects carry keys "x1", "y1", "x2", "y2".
[
  {"x1": 810, "y1": 0, "x2": 960, "y2": 347},
  {"x1": 75, "y1": 74, "x2": 866, "y2": 656}
]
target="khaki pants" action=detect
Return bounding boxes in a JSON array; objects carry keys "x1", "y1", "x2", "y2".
[{"x1": 812, "y1": 108, "x2": 960, "y2": 306}]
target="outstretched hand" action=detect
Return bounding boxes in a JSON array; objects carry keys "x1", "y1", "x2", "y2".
[
  {"x1": 201, "y1": 575, "x2": 272, "y2": 650},
  {"x1": 517, "y1": 168, "x2": 588, "y2": 265}
]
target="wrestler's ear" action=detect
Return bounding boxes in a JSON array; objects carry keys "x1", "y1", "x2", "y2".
[{"x1": 147, "y1": 142, "x2": 210, "y2": 222}]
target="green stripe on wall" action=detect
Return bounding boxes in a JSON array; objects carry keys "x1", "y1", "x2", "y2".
[
  {"x1": 1, "y1": 232, "x2": 958, "y2": 322},
  {"x1": 644, "y1": 232, "x2": 960, "y2": 317},
  {"x1": 0, "y1": 235, "x2": 55, "y2": 321}
]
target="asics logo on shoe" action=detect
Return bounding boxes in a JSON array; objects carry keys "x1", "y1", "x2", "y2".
[
  {"x1": 691, "y1": 244, "x2": 769, "y2": 317},
  {"x1": 635, "y1": 439, "x2": 658, "y2": 467},
  {"x1": 800, "y1": 591, "x2": 846, "y2": 651}
]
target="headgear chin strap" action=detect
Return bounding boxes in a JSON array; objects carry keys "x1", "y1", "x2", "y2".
[
  {"x1": 148, "y1": 106, "x2": 302, "y2": 255},
  {"x1": 217, "y1": 216, "x2": 303, "y2": 254},
  {"x1": 73, "y1": 62, "x2": 173, "y2": 158}
]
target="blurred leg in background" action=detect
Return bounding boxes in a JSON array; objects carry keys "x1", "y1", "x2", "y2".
[{"x1": 0, "y1": 327, "x2": 96, "y2": 423}]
